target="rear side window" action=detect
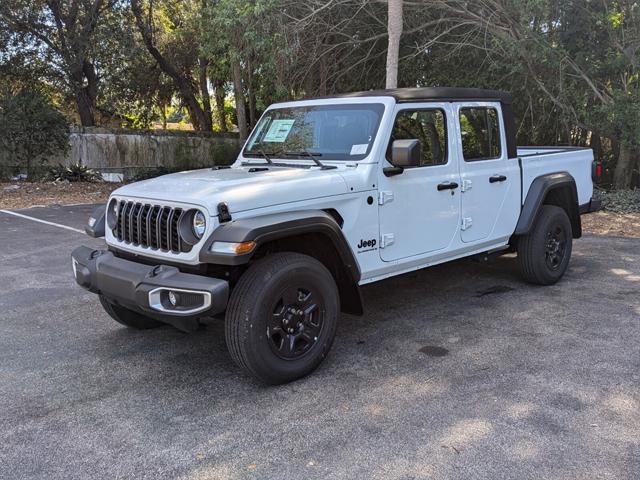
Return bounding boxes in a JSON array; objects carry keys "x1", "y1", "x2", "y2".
[
  {"x1": 459, "y1": 107, "x2": 501, "y2": 161},
  {"x1": 386, "y1": 109, "x2": 447, "y2": 167}
]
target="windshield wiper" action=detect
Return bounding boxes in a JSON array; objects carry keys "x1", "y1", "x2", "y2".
[
  {"x1": 256, "y1": 140, "x2": 274, "y2": 165},
  {"x1": 258, "y1": 148, "x2": 273, "y2": 165},
  {"x1": 245, "y1": 140, "x2": 274, "y2": 165},
  {"x1": 281, "y1": 150, "x2": 337, "y2": 170}
]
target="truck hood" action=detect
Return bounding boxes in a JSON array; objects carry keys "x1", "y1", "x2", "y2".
[{"x1": 112, "y1": 165, "x2": 352, "y2": 215}]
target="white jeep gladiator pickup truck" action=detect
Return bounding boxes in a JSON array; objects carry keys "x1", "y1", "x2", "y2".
[{"x1": 72, "y1": 87, "x2": 600, "y2": 384}]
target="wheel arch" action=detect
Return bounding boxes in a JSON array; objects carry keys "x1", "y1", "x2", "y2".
[
  {"x1": 200, "y1": 210, "x2": 363, "y2": 315},
  {"x1": 515, "y1": 172, "x2": 581, "y2": 238}
]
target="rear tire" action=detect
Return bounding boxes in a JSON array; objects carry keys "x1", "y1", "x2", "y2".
[
  {"x1": 225, "y1": 252, "x2": 339, "y2": 385},
  {"x1": 518, "y1": 205, "x2": 573, "y2": 285},
  {"x1": 99, "y1": 295, "x2": 164, "y2": 329}
]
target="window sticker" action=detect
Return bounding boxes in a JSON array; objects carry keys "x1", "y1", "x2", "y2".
[
  {"x1": 263, "y1": 119, "x2": 295, "y2": 143},
  {"x1": 350, "y1": 143, "x2": 369, "y2": 155}
]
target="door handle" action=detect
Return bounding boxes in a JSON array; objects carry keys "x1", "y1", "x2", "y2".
[
  {"x1": 437, "y1": 181, "x2": 459, "y2": 191},
  {"x1": 489, "y1": 175, "x2": 507, "y2": 183}
]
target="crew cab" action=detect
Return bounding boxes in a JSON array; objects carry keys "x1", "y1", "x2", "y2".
[{"x1": 72, "y1": 87, "x2": 600, "y2": 384}]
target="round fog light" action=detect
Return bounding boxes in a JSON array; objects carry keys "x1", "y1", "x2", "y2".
[{"x1": 168, "y1": 291, "x2": 178, "y2": 306}]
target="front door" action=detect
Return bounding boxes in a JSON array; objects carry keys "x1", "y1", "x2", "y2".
[
  {"x1": 378, "y1": 103, "x2": 461, "y2": 262},
  {"x1": 454, "y1": 103, "x2": 520, "y2": 243}
]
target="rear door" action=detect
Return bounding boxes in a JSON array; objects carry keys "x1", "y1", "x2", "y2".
[
  {"x1": 454, "y1": 103, "x2": 520, "y2": 243},
  {"x1": 378, "y1": 103, "x2": 460, "y2": 262}
]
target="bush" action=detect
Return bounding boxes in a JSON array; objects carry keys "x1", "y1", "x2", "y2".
[
  {"x1": 597, "y1": 188, "x2": 640, "y2": 214},
  {"x1": 47, "y1": 163, "x2": 102, "y2": 183},
  {"x1": 129, "y1": 166, "x2": 172, "y2": 182},
  {"x1": 0, "y1": 91, "x2": 69, "y2": 175}
]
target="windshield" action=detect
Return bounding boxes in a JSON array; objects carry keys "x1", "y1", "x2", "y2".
[{"x1": 243, "y1": 103, "x2": 385, "y2": 161}]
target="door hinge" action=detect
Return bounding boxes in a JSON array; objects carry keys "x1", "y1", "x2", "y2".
[
  {"x1": 461, "y1": 179, "x2": 473, "y2": 192},
  {"x1": 378, "y1": 191, "x2": 394, "y2": 205},
  {"x1": 380, "y1": 233, "x2": 395, "y2": 248},
  {"x1": 461, "y1": 217, "x2": 473, "y2": 231}
]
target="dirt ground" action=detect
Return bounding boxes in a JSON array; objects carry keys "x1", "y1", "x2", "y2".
[
  {"x1": 1, "y1": 181, "x2": 639, "y2": 238},
  {"x1": 580, "y1": 211, "x2": 640, "y2": 237},
  {"x1": 0, "y1": 182, "x2": 120, "y2": 210}
]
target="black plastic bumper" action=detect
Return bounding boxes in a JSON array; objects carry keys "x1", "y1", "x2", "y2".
[
  {"x1": 579, "y1": 198, "x2": 603, "y2": 214},
  {"x1": 71, "y1": 246, "x2": 229, "y2": 327}
]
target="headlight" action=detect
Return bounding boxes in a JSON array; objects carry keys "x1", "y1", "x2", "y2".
[
  {"x1": 192, "y1": 211, "x2": 206, "y2": 239},
  {"x1": 106, "y1": 198, "x2": 118, "y2": 229}
]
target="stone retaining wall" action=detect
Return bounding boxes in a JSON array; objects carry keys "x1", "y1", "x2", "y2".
[{"x1": 66, "y1": 128, "x2": 240, "y2": 174}]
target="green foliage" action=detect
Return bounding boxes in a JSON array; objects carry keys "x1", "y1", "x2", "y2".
[
  {"x1": 0, "y1": 90, "x2": 69, "y2": 172},
  {"x1": 599, "y1": 188, "x2": 640, "y2": 214},
  {"x1": 2, "y1": 0, "x2": 640, "y2": 187},
  {"x1": 129, "y1": 166, "x2": 172, "y2": 182},
  {"x1": 46, "y1": 163, "x2": 102, "y2": 183}
]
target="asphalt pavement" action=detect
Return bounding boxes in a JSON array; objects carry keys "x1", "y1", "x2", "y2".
[{"x1": 0, "y1": 204, "x2": 638, "y2": 480}]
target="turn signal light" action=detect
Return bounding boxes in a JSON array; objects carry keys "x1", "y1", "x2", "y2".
[
  {"x1": 209, "y1": 241, "x2": 257, "y2": 255},
  {"x1": 234, "y1": 241, "x2": 257, "y2": 254}
]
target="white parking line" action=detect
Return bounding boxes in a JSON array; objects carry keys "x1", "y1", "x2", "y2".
[{"x1": 0, "y1": 209, "x2": 86, "y2": 235}]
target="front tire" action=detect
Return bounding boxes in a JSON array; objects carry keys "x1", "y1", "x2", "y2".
[
  {"x1": 225, "y1": 252, "x2": 339, "y2": 385},
  {"x1": 518, "y1": 205, "x2": 573, "y2": 285},
  {"x1": 99, "y1": 295, "x2": 164, "y2": 329}
]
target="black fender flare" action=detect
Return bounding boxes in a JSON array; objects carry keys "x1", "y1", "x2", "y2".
[
  {"x1": 200, "y1": 210, "x2": 361, "y2": 283},
  {"x1": 514, "y1": 172, "x2": 581, "y2": 238},
  {"x1": 200, "y1": 210, "x2": 363, "y2": 315}
]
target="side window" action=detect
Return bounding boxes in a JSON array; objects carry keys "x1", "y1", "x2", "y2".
[
  {"x1": 386, "y1": 109, "x2": 447, "y2": 167},
  {"x1": 459, "y1": 107, "x2": 501, "y2": 161}
]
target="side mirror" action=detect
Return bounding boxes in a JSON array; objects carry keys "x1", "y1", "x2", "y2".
[
  {"x1": 392, "y1": 139, "x2": 421, "y2": 167},
  {"x1": 384, "y1": 139, "x2": 422, "y2": 177}
]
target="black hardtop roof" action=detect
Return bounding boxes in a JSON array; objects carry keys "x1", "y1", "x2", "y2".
[{"x1": 326, "y1": 87, "x2": 513, "y2": 104}]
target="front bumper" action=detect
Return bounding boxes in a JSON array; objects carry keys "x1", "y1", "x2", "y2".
[{"x1": 71, "y1": 246, "x2": 229, "y2": 328}]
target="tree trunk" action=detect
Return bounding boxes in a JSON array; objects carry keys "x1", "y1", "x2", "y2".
[
  {"x1": 198, "y1": 58, "x2": 213, "y2": 131},
  {"x1": 385, "y1": 0, "x2": 403, "y2": 89},
  {"x1": 71, "y1": 62, "x2": 97, "y2": 127},
  {"x1": 75, "y1": 88, "x2": 95, "y2": 127},
  {"x1": 160, "y1": 104, "x2": 167, "y2": 129},
  {"x1": 248, "y1": 88, "x2": 256, "y2": 129},
  {"x1": 231, "y1": 59, "x2": 248, "y2": 142},
  {"x1": 590, "y1": 132, "x2": 601, "y2": 162},
  {"x1": 214, "y1": 80, "x2": 227, "y2": 132},
  {"x1": 131, "y1": 0, "x2": 210, "y2": 131},
  {"x1": 183, "y1": 90, "x2": 203, "y2": 131},
  {"x1": 613, "y1": 143, "x2": 637, "y2": 189},
  {"x1": 247, "y1": 59, "x2": 256, "y2": 128}
]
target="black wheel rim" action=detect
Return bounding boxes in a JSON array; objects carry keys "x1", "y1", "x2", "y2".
[
  {"x1": 267, "y1": 286, "x2": 325, "y2": 360},
  {"x1": 545, "y1": 223, "x2": 567, "y2": 270}
]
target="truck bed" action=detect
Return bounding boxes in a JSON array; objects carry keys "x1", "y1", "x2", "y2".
[{"x1": 517, "y1": 146, "x2": 594, "y2": 207}]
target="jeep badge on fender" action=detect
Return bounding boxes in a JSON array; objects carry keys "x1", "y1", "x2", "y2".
[{"x1": 357, "y1": 238, "x2": 377, "y2": 249}]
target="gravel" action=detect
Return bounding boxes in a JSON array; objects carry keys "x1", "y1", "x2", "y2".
[
  {"x1": 0, "y1": 205, "x2": 638, "y2": 479},
  {"x1": 0, "y1": 182, "x2": 120, "y2": 209}
]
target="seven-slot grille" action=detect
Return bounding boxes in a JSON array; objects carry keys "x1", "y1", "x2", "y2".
[{"x1": 113, "y1": 201, "x2": 190, "y2": 253}]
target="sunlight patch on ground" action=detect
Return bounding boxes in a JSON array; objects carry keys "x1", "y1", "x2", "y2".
[
  {"x1": 505, "y1": 402, "x2": 537, "y2": 420},
  {"x1": 510, "y1": 440, "x2": 540, "y2": 460},
  {"x1": 439, "y1": 419, "x2": 493, "y2": 446},
  {"x1": 611, "y1": 268, "x2": 632, "y2": 276},
  {"x1": 606, "y1": 393, "x2": 639, "y2": 416}
]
